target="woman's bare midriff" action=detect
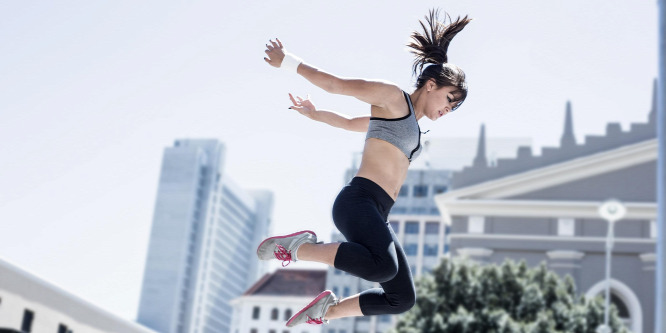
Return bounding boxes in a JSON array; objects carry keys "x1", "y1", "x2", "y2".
[{"x1": 355, "y1": 138, "x2": 410, "y2": 201}]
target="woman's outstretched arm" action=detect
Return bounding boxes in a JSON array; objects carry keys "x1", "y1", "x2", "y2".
[
  {"x1": 264, "y1": 39, "x2": 403, "y2": 109},
  {"x1": 287, "y1": 93, "x2": 369, "y2": 133}
]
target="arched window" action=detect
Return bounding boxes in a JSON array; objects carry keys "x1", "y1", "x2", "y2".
[
  {"x1": 271, "y1": 308, "x2": 279, "y2": 320},
  {"x1": 284, "y1": 308, "x2": 292, "y2": 321},
  {"x1": 586, "y1": 279, "x2": 643, "y2": 333},
  {"x1": 611, "y1": 293, "x2": 631, "y2": 323}
]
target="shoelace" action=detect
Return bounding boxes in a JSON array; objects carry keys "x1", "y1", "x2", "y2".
[
  {"x1": 305, "y1": 316, "x2": 324, "y2": 325},
  {"x1": 274, "y1": 244, "x2": 292, "y2": 267}
]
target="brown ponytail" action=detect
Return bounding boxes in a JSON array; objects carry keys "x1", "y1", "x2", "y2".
[{"x1": 407, "y1": 9, "x2": 472, "y2": 110}]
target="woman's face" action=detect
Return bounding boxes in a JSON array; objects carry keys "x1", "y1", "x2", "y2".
[{"x1": 423, "y1": 82, "x2": 460, "y2": 121}]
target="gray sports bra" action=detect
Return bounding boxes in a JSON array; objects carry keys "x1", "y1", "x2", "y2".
[{"x1": 366, "y1": 91, "x2": 422, "y2": 162}]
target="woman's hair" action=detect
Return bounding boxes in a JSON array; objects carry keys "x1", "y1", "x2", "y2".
[{"x1": 407, "y1": 9, "x2": 472, "y2": 111}]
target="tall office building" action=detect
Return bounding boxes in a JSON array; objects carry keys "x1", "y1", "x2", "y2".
[{"x1": 137, "y1": 139, "x2": 273, "y2": 333}]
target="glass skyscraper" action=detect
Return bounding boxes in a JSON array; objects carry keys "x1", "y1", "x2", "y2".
[{"x1": 137, "y1": 139, "x2": 273, "y2": 333}]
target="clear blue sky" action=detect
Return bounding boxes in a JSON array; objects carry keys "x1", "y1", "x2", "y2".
[{"x1": 0, "y1": 0, "x2": 657, "y2": 321}]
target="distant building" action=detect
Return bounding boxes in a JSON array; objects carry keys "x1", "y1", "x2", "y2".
[
  {"x1": 437, "y1": 81, "x2": 659, "y2": 333},
  {"x1": 229, "y1": 269, "x2": 327, "y2": 333},
  {"x1": 410, "y1": 135, "x2": 532, "y2": 171},
  {"x1": 137, "y1": 139, "x2": 274, "y2": 333},
  {"x1": 0, "y1": 257, "x2": 155, "y2": 333}
]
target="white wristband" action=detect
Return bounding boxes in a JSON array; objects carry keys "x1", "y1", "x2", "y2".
[{"x1": 280, "y1": 52, "x2": 303, "y2": 73}]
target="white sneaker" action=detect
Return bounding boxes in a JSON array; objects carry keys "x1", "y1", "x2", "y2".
[
  {"x1": 286, "y1": 290, "x2": 338, "y2": 327},
  {"x1": 256, "y1": 230, "x2": 317, "y2": 267}
]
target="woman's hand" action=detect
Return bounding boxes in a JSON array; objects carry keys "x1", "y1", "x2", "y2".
[
  {"x1": 264, "y1": 39, "x2": 285, "y2": 68},
  {"x1": 288, "y1": 93, "x2": 316, "y2": 119}
]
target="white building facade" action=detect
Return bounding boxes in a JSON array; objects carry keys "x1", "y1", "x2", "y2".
[
  {"x1": 229, "y1": 269, "x2": 326, "y2": 333},
  {"x1": 0, "y1": 258, "x2": 155, "y2": 333},
  {"x1": 137, "y1": 139, "x2": 274, "y2": 333}
]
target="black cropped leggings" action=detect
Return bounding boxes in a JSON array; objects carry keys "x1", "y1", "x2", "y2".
[{"x1": 332, "y1": 177, "x2": 416, "y2": 315}]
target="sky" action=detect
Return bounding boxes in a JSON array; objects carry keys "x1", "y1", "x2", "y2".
[{"x1": 0, "y1": 0, "x2": 658, "y2": 322}]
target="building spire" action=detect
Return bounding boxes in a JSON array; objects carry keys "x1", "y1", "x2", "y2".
[
  {"x1": 650, "y1": 78, "x2": 657, "y2": 124},
  {"x1": 473, "y1": 124, "x2": 487, "y2": 168},
  {"x1": 560, "y1": 100, "x2": 576, "y2": 148}
]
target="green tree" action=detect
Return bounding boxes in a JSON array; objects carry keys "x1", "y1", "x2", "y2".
[{"x1": 392, "y1": 258, "x2": 629, "y2": 333}]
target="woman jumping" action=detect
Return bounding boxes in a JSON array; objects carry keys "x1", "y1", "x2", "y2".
[{"x1": 256, "y1": 9, "x2": 471, "y2": 327}]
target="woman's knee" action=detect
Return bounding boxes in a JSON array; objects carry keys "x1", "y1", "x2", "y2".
[
  {"x1": 368, "y1": 244, "x2": 400, "y2": 282},
  {"x1": 399, "y1": 291, "x2": 416, "y2": 313},
  {"x1": 365, "y1": 260, "x2": 399, "y2": 283},
  {"x1": 388, "y1": 289, "x2": 416, "y2": 314}
]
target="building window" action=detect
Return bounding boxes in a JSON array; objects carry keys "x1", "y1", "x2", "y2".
[
  {"x1": 434, "y1": 185, "x2": 448, "y2": 194},
  {"x1": 405, "y1": 221, "x2": 419, "y2": 234},
  {"x1": 333, "y1": 287, "x2": 339, "y2": 296},
  {"x1": 269, "y1": 330, "x2": 276, "y2": 333},
  {"x1": 252, "y1": 306, "x2": 260, "y2": 320},
  {"x1": 250, "y1": 329, "x2": 258, "y2": 333},
  {"x1": 411, "y1": 207, "x2": 427, "y2": 214},
  {"x1": 389, "y1": 221, "x2": 400, "y2": 233},
  {"x1": 413, "y1": 185, "x2": 428, "y2": 197},
  {"x1": 271, "y1": 308, "x2": 279, "y2": 320},
  {"x1": 468, "y1": 216, "x2": 485, "y2": 234},
  {"x1": 558, "y1": 218, "x2": 575, "y2": 236},
  {"x1": 610, "y1": 293, "x2": 630, "y2": 319},
  {"x1": 398, "y1": 186, "x2": 409, "y2": 197},
  {"x1": 393, "y1": 207, "x2": 408, "y2": 214},
  {"x1": 343, "y1": 287, "x2": 350, "y2": 298},
  {"x1": 651, "y1": 220, "x2": 657, "y2": 238},
  {"x1": 58, "y1": 324, "x2": 69, "y2": 333},
  {"x1": 284, "y1": 308, "x2": 292, "y2": 321},
  {"x1": 423, "y1": 244, "x2": 438, "y2": 256},
  {"x1": 425, "y1": 222, "x2": 439, "y2": 234},
  {"x1": 380, "y1": 314, "x2": 392, "y2": 322},
  {"x1": 405, "y1": 244, "x2": 418, "y2": 256},
  {"x1": 21, "y1": 309, "x2": 34, "y2": 333}
]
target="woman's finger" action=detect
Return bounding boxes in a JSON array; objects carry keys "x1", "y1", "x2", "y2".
[
  {"x1": 276, "y1": 38, "x2": 283, "y2": 48},
  {"x1": 270, "y1": 40, "x2": 279, "y2": 48},
  {"x1": 288, "y1": 93, "x2": 298, "y2": 105},
  {"x1": 265, "y1": 44, "x2": 274, "y2": 51},
  {"x1": 297, "y1": 96, "x2": 303, "y2": 102}
]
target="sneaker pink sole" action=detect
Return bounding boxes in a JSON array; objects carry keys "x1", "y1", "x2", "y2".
[
  {"x1": 256, "y1": 230, "x2": 316, "y2": 257},
  {"x1": 286, "y1": 290, "x2": 332, "y2": 327}
]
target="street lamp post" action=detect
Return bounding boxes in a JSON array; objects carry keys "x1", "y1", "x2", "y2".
[{"x1": 596, "y1": 199, "x2": 627, "y2": 333}]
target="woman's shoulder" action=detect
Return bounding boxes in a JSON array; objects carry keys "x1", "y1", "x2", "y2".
[
  {"x1": 369, "y1": 84, "x2": 411, "y2": 119},
  {"x1": 366, "y1": 80, "x2": 405, "y2": 105}
]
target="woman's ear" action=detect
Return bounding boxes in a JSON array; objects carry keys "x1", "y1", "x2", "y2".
[{"x1": 427, "y1": 79, "x2": 436, "y2": 92}]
